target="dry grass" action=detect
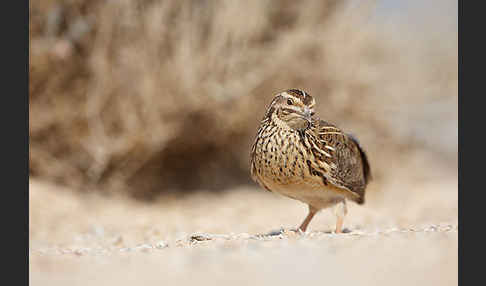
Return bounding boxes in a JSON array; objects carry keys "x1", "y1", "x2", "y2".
[{"x1": 29, "y1": 0, "x2": 457, "y2": 198}]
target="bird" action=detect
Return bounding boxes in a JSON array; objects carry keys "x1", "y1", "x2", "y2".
[{"x1": 250, "y1": 89, "x2": 371, "y2": 233}]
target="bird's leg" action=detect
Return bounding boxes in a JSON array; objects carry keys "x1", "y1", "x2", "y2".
[
  {"x1": 333, "y1": 199, "x2": 348, "y2": 234},
  {"x1": 298, "y1": 205, "x2": 318, "y2": 232}
]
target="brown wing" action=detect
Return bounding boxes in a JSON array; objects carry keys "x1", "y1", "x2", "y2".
[{"x1": 307, "y1": 119, "x2": 371, "y2": 204}]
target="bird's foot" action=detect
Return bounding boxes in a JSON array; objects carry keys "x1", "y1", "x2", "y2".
[
  {"x1": 326, "y1": 227, "x2": 352, "y2": 234},
  {"x1": 340, "y1": 227, "x2": 352, "y2": 233}
]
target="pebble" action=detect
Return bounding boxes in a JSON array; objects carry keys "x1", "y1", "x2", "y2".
[
  {"x1": 189, "y1": 233, "x2": 213, "y2": 242},
  {"x1": 74, "y1": 248, "x2": 91, "y2": 256},
  {"x1": 31, "y1": 225, "x2": 458, "y2": 256},
  {"x1": 156, "y1": 241, "x2": 169, "y2": 249}
]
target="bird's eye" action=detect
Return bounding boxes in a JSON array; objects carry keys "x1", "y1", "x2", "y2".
[
  {"x1": 287, "y1": 99, "x2": 293, "y2": 105},
  {"x1": 311, "y1": 111, "x2": 315, "y2": 116}
]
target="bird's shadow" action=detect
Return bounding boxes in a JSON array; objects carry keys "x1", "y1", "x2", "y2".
[{"x1": 258, "y1": 227, "x2": 352, "y2": 237}]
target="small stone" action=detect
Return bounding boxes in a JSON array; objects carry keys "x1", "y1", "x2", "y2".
[
  {"x1": 74, "y1": 248, "x2": 90, "y2": 256},
  {"x1": 190, "y1": 233, "x2": 212, "y2": 242},
  {"x1": 155, "y1": 241, "x2": 169, "y2": 249}
]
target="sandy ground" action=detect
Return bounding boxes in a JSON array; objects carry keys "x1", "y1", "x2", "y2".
[{"x1": 29, "y1": 162, "x2": 458, "y2": 286}]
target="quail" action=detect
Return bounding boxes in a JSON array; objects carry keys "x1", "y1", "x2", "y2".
[{"x1": 250, "y1": 89, "x2": 371, "y2": 233}]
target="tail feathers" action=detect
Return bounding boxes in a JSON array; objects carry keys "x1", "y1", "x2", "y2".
[
  {"x1": 355, "y1": 196, "x2": 365, "y2": 205},
  {"x1": 347, "y1": 134, "x2": 372, "y2": 186},
  {"x1": 357, "y1": 144, "x2": 372, "y2": 185}
]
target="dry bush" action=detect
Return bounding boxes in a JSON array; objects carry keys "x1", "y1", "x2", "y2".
[{"x1": 29, "y1": 0, "x2": 457, "y2": 198}]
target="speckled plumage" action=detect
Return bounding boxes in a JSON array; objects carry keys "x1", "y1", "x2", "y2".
[{"x1": 250, "y1": 89, "x2": 371, "y2": 233}]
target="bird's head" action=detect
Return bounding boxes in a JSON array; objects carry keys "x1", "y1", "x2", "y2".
[{"x1": 264, "y1": 89, "x2": 316, "y2": 131}]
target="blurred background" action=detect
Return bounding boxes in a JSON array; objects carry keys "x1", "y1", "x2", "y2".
[
  {"x1": 29, "y1": 0, "x2": 457, "y2": 284},
  {"x1": 29, "y1": 0, "x2": 457, "y2": 198}
]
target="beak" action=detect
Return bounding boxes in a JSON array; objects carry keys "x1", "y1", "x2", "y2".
[{"x1": 302, "y1": 107, "x2": 313, "y2": 122}]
